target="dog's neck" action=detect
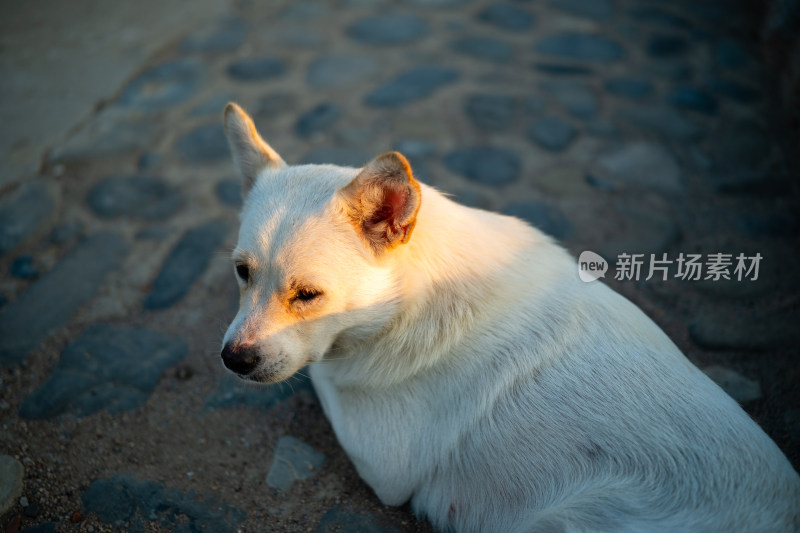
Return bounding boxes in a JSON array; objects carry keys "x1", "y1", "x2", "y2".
[{"x1": 324, "y1": 184, "x2": 570, "y2": 389}]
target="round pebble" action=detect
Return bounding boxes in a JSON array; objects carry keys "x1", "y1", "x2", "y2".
[
  {"x1": 526, "y1": 116, "x2": 578, "y2": 152},
  {"x1": 226, "y1": 56, "x2": 287, "y2": 81},
  {"x1": 477, "y1": 3, "x2": 535, "y2": 32},
  {"x1": 443, "y1": 146, "x2": 521, "y2": 186},
  {"x1": 347, "y1": 14, "x2": 429, "y2": 45},
  {"x1": 536, "y1": 33, "x2": 625, "y2": 62},
  {"x1": 450, "y1": 36, "x2": 513, "y2": 63}
]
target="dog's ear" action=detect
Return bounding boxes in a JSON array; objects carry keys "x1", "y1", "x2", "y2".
[
  {"x1": 338, "y1": 151, "x2": 422, "y2": 253},
  {"x1": 223, "y1": 102, "x2": 286, "y2": 195}
]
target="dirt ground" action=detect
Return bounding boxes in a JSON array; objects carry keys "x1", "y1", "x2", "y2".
[{"x1": 1, "y1": 0, "x2": 799, "y2": 532}]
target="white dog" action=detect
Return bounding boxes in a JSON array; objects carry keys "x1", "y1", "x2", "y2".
[{"x1": 220, "y1": 103, "x2": 800, "y2": 532}]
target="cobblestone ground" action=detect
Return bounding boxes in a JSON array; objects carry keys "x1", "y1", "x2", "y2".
[{"x1": 1, "y1": 0, "x2": 799, "y2": 531}]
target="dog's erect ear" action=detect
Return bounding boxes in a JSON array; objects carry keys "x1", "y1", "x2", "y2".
[
  {"x1": 338, "y1": 151, "x2": 422, "y2": 253},
  {"x1": 223, "y1": 102, "x2": 286, "y2": 195}
]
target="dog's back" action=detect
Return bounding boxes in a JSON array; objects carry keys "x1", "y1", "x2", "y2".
[{"x1": 410, "y1": 279, "x2": 799, "y2": 532}]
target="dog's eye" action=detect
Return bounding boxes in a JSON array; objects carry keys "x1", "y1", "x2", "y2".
[
  {"x1": 295, "y1": 288, "x2": 320, "y2": 302},
  {"x1": 235, "y1": 263, "x2": 250, "y2": 282}
]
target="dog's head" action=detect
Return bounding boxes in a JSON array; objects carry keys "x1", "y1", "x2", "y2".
[{"x1": 220, "y1": 103, "x2": 421, "y2": 383}]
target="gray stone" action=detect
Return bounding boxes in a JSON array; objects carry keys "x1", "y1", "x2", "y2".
[
  {"x1": 216, "y1": 179, "x2": 242, "y2": 207},
  {"x1": 266, "y1": 436, "x2": 326, "y2": 490},
  {"x1": 595, "y1": 142, "x2": 684, "y2": 194},
  {"x1": 716, "y1": 39, "x2": 750, "y2": 69},
  {"x1": 604, "y1": 77, "x2": 653, "y2": 99},
  {"x1": 526, "y1": 96, "x2": 546, "y2": 114},
  {"x1": 477, "y1": 3, "x2": 535, "y2": 32},
  {"x1": 176, "y1": 123, "x2": 229, "y2": 162},
  {"x1": 550, "y1": 0, "x2": 613, "y2": 19},
  {"x1": 536, "y1": 33, "x2": 625, "y2": 63},
  {"x1": 693, "y1": 257, "x2": 776, "y2": 300},
  {"x1": 0, "y1": 455, "x2": 24, "y2": 516},
  {"x1": 703, "y1": 366, "x2": 761, "y2": 404},
  {"x1": 710, "y1": 121, "x2": 771, "y2": 187},
  {"x1": 206, "y1": 372, "x2": 312, "y2": 411},
  {"x1": 315, "y1": 508, "x2": 403, "y2": 533},
  {"x1": 0, "y1": 232, "x2": 128, "y2": 366},
  {"x1": 599, "y1": 204, "x2": 679, "y2": 262},
  {"x1": 585, "y1": 173, "x2": 617, "y2": 191},
  {"x1": 644, "y1": 61, "x2": 692, "y2": 81},
  {"x1": 533, "y1": 64, "x2": 593, "y2": 76},
  {"x1": 526, "y1": 116, "x2": 577, "y2": 152},
  {"x1": 117, "y1": 58, "x2": 205, "y2": 110},
  {"x1": 87, "y1": 175, "x2": 184, "y2": 220},
  {"x1": 617, "y1": 107, "x2": 702, "y2": 140},
  {"x1": 443, "y1": 147, "x2": 520, "y2": 186},
  {"x1": 143, "y1": 220, "x2": 229, "y2": 310},
  {"x1": 689, "y1": 313, "x2": 800, "y2": 351},
  {"x1": 226, "y1": 56, "x2": 287, "y2": 81},
  {"x1": 464, "y1": 94, "x2": 516, "y2": 131},
  {"x1": 82, "y1": 473, "x2": 244, "y2": 533},
  {"x1": 49, "y1": 114, "x2": 158, "y2": 163},
  {"x1": 137, "y1": 151, "x2": 163, "y2": 170},
  {"x1": 19, "y1": 324, "x2": 187, "y2": 419},
  {"x1": 687, "y1": 146, "x2": 714, "y2": 170},
  {"x1": 585, "y1": 120, "x2": 618, "y2": 138},
  {"x1": 300, "y1": 148, "x2": 372, "y2": 167},
  {"x1": 785, "y1": 410, "x2": 800, "y2": 444},
  {"x1": 295, "y1": 103, "x2": 342, "y2": 138},
  {"x1": 540, "y1": 80, "x2": 597, "y2": 119},
  {"x1": 135, "y1": 226, "x2": 172, "y2": 241},
  {"x1": 403, "y1": 0, "x2": 470, "y2": 6},
  {"x1": 0, "y1": 180, "x2": 56, "y2": 256},
  {"x1": 504, "y1": 201, "x2": 572, "y2": 240},
  {"x1": 450, "y1": 36, "x2": 514, "y2": 63},
  {"x1": 710, "y1": 78, "x2": 760, "y2": 103},
  {"x1": 347, "y1": 14, "x2": 428, "y2": 45},
  {"x1": 272, "y1": 27, "x2": 326, "y2": 49},
  {"x1": 307, "y1": 54, "x2": 381, "y2": 89},
  {"x1": 10, "y1": 255, "x2": 38, "y2": 280},
  {"x1": 628, "y1": 7, "x2": 691, "y2": 29},
  {"x1": 179, "y1": 17, "x2": 247, "y2": 53},
  {"x1": 668, "y1": 86, "x2": 718, "y2": 114},
  {"x1": 49, "y1": 221, "x2": 84, "y2": 245},
  {"x1": 364, "y1": 67, "x2": 459, "y2": 108},
  {"x1": 647, "y1": 34, "x2": 688, "y2": 57},
  {"x1": 281, "y1": 0, "x2": 329, "y2": 20},
  {"x1": 737, "y1": 212, "x2": 797, "y2": 237}
]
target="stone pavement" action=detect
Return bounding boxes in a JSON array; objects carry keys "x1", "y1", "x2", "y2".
[{"x1": 1, "y1": 0, "x2": 798, "y2": 531}]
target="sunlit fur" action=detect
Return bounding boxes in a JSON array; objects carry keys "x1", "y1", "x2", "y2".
[{"x1": 222, "y1": 104, "x2": 800, "y2": 533}]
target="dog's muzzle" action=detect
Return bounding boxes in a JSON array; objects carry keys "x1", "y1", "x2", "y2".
[{"x1": 221, "y1": 342, "x2": 259, "y2": 375}]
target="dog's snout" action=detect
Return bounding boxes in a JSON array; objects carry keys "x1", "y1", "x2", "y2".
[{"x1": 221, "y1": 342, "x2": 259, "y2": 375}]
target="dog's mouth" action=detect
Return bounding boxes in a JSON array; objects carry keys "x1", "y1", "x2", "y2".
[
  {"x1": 234, "y1": 367, "x2": 278, "y2": 384},
  {"x1": 230, "y1": 360, "x2": 299, "y2": 385}
]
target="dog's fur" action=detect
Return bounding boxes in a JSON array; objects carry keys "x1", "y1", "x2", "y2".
[{"x1": 220, "y1": 103, "x2": 800, "y2": 532}]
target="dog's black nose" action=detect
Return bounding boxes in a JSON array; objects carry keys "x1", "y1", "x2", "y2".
[{"x1": 221, "y1": 342, "x2": 259, "y2": 375}]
